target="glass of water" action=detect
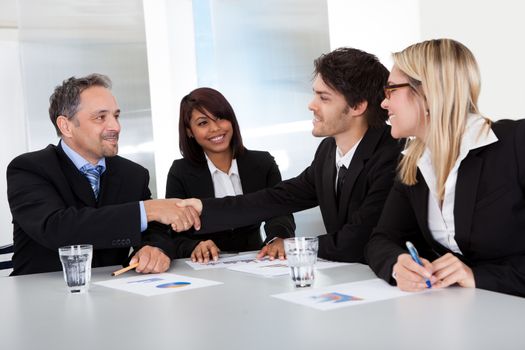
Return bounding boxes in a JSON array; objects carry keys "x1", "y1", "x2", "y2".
[
  {"x1": 284, "y1": 237, "x2": 319, "y2": 288},
  {"x1": 58, "y1": 244, "x2": 93, "y2": 293}
]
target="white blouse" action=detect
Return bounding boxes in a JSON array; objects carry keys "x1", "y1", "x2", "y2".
[
  {"x1": 416, "y1": 114, "x2": 498, "y2": 254},
  {"x1": 205, "y1": 156, "x2": 243, "y2": 198}
]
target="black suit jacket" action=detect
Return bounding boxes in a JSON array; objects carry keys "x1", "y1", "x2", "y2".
[
  {"x1": 365, "y1": 119, "x2": 525, "y2": 297},
  {"x1": 166, "y1": 150, "x2": 296, "y2": 257},
  {"x1": 200, "y1": 125, "x2": 402, "y2": 262},
  {"x1": 7, "y1": 143, "x2": 174, "y2": 275}
]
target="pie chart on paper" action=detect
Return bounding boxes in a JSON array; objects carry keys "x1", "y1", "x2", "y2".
[{"x1": 156, "y1": 281, "x2": 191, "y2": 289}]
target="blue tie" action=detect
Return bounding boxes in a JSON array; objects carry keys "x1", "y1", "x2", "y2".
[{"x1": 80, "y1": 164, "x2": 103, "y2": 199}]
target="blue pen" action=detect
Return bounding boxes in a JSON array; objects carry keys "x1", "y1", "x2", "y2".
[{"x1": 405, "y1": 241, "x2": 432, "y2": 289}]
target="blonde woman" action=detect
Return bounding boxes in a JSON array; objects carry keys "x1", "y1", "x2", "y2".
[{"x1": 365, "y1": 39, "x2": 525, "y2": 297}]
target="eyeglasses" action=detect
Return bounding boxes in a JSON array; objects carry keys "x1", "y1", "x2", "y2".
[{"x1": 383, "y1": 83, "x2": 412, "y2": 100}]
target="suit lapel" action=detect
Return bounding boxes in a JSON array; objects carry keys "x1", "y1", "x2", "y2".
[
  {"x1": 454, "y1": 149, "x2": 483, "y2": 253},
  {"x1": 98, "y1": 159, "x2": 122, "y2": 206},
  {"x1": 56, "y1": 144, "x2": 97, "y2": 207},
  {"x1": 337, "y1": 127, "x2": 383, "y2": 223},
  {"x1": 412, "y1": 164, "x2": 482, "y2": 259},
  {"x1": 317, "y1": 140, "x2": 339, "y2": 230},
  {"x1": 410, "y1": 176, "x2": 432, "y2": 240},
  {"x1": 410, "y1": 176, "x2": 449, "y2": 257},
  {"x1": 323, "y1": 141, "x2": 338, "y2": 206},
  {"x1": 187, "y1": 163, "x2": 215, "y2": 198},
  {"x1": 237, "y1": 151, "x2": 261, "y2": 193}
]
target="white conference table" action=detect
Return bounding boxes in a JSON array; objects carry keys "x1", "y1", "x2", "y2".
[{"x1": 1, "y1": 257, "x2": 525, "y2": 350}]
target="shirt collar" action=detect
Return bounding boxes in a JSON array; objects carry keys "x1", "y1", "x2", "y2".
[
  {"x1": 459, "y1": 114, "x2": 498, "y2": 155},
  {"x1": 335, "y1": 138, "x2": 361, "y2": 169},
  {"x1": 402, "y1": 114, "x2": 498, "y2": 157},
  {"x1": 60, "y1": 140, "x2": 106, "y2": 173},
  {"x1": 417, "y1": 113, "x2": 498, "y2": 169},
  {"x1": 205, "y1": 154, "x2": 238, "y2": 176}
]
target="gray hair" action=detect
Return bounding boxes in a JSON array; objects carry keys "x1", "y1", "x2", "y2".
[{"x1": 48, "y1": 73, "x2": 112, "y2": 136}]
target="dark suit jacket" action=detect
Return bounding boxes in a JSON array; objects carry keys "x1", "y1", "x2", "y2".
[
  {"x1": 365, "y1": 119, "x2": 525, "y2": 297},
  {"x1": 7, "y1": 143, "x2": 174, "y2": 275},
  {"x1": 166, "y1": 150, "x2": 296, "y2": 257},
  {"x1": 199, "y1": 125, "x2": 402, "y2": 262}
]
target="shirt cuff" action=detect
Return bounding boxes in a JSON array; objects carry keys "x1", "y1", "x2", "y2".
[{"x1": 139, "y1": 201, "x2": 147, "y2": 232}]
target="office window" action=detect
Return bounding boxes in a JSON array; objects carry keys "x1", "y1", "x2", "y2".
[{"x1": 192, "y1": 0, "x2": 330, "y2": 235}]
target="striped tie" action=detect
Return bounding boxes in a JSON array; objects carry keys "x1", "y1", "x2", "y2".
[{"x1": 80, "y1": 164, "x2": 103, "y2": 199}]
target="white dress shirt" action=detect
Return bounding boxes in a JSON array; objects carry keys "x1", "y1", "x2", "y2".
[
  {"x1": 206, "y1": 155, "x2": 244, "y2": 198},
  {"x1": 334, "y1": 139, "x2": 361, "y2": 192},
  {"x1": 416, "y1": 114, "x2": 498, "y2": 254}
]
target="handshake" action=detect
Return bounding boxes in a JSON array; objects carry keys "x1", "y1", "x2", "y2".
[{"x1": 144, "y1": 198, "x2": 204, "y2": 232}]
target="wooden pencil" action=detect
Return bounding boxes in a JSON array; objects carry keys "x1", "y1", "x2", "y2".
[{"x1": 111, "y1": 262, "x2": 139, "y2": 276}]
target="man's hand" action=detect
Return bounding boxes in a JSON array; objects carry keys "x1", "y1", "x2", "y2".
[
  {"x1": 257, "y1": 238, "x2": 285, "y2": 260},
  {"x1": 176, "y1": 198, "x2": 203, "y2": 215},
  {"x1": 431, "y1": 253, "x2": 475, "y2": 289},
  {"x1": 191, "y1": 240, "x2": 220, "y2": 264},
  {"x1": 144, "y1": 198, "x2": 201, "y2": 231},
  {"x1": 129, "y1": 245, "x2": 171, "y2": 274},
  {"x1": 392, "y1": 253, "x2": 436, "y2": 292}
]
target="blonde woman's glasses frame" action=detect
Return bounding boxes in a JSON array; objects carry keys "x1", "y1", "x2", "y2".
[{"x1": 383, "y1": 83, "x2": 412, "y2": 99}]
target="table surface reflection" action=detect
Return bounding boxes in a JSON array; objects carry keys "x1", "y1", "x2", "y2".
[{"x1": 1, "y1": 257, "x2": 525, "y2": 350}]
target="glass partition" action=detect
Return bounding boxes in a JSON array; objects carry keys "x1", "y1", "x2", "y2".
[{"x1": 192, "y1": 0, "x2": 330, "y2": 235}]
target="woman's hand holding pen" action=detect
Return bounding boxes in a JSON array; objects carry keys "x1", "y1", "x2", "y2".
[
  {"x1": 431, "y1": 253, "x2": 475, "y2": 289},
  {"x1": 393, "y1": 252, "x2": 475, "y2": 291},
  {"x1": 393, "y1": 254, "x2": 436, "y2": 292}
]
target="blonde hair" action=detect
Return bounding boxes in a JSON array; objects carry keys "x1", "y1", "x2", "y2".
[{"x1": 395, "y1": 39, "x2": 489, "y2": 200}]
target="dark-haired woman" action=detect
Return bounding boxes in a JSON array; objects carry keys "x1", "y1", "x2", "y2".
[{"x1": 166, "y1": 87, "x2": 295, "y2": 263}]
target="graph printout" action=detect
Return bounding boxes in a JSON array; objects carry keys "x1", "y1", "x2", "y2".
[
  {"x1": 272, "y1": 279, "x2": 417, "y2": 310},
  {"x1": 95, "y1": 273, "x2": 222, "y2": 296}
]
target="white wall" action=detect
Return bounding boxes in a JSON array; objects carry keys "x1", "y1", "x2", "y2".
[
  {"x1": 0, "y1": 29, "x2": 27, "y2": 246},
  {"x1": 328, "y1": 0, "x2": 525, "y2": 121},
  {"x1": 327, "y1": 0, "x2": 420, "y2": 66},
  {"x1": 419, "y1": 0, "x2": 525, "y2": 120}
]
